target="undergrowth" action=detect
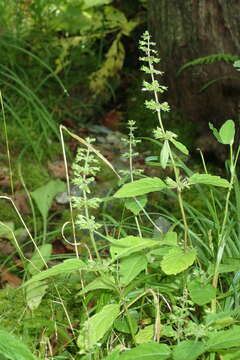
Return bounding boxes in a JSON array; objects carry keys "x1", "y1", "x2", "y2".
[{"x1": 1, "y1": 32, "x2": 240, "y2": 360}]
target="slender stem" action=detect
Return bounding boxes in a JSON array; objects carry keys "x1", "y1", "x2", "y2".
[
  {"x1": 60, "y1": 126, "x2": 79, "y2": 259},
  {"x1": 146, "y1": 36, "x2": 189, "y2": 248},
  {"x1": 212, "y1": 144, "x2": 236, "y2": 312},
  {"x1": 0, "y1": 90, "x2": 14, "y2": 196}
]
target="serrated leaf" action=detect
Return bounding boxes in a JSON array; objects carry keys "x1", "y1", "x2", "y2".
[
  {"x1": 24, "y1": 258, "x2": 86, "y2": 286},
  {"x1": 219, "y1": 120, "x2": 235, "y2": 145},
  {"x1": 161, "y1": 248, "x2": 196, "y2": 275},
  {"x1": 119, "y1": 254, "x2": 147, "y2": 286},
  {"x1": 0, "y1": 329, "x2": 37, "y2": 360},
  {"x1": 171, "y1": 139, "x2": 189, "y2": 155},
  {"x1": 173, "y1": 340, "x2": 206, "y2": 360},
  {"x1": 27, "y1": 244, "x2": 52, "y2": 276},
  {"x1": 110, "y1": 236, "x2": 158, "y2": 260},
  {"x1": 160, "y1": 140, "x2": 170, "y2": 169},
  {"x1": 77, "y1": 304, "x2": 120, "y2": 351},
  {"x1": 135, "y1": 325, "x2": 154, "y2": 344},
  {"x1": 31, "y1": 180, "x2": 66, "y2": 220},
  {"x1": 113, "y1": 177, "x2": 166, "y2": 198},
  {"x1": 207, "y1": 326, "x2": 240, "y2": 351},
  {"x1": 125, "y1": 195, "x2": 147, "y2": 215},
  {"x1": 188, "y1": 280, "x2": 216, "y2": 305},
  {"x1": 78, "y1": 276, "x2": 117, "y2": 295},
  {"x1": 189, "y1": 173, "x2": 230, "y2": 188},
  {"x1": 120, "y1": 343, "x2": 171, "y2": 360}
]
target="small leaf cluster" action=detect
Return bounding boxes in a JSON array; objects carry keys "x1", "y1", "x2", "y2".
[{"x1": 72, "y1": 138, "x2": 102, "y2": 231}]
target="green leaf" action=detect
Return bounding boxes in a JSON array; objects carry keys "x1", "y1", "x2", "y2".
[
  {"x1": 173, "y1": 340, "x2": 206, "y2": 360},
  {"x1": 0, "y1": 329, "x2": 37, "y2": 360},
  {"x1": 135, "y1": 325, "x2": 154, "y2": 344},
  {"x1": 119, "y1": 254, "x2": 147, "y2": 286},
  {"x1": 120, "y1": 343, "x2": 171, "y2": 360},
  {"x1": 160, "y1": 140, "x2": 170, "y2": 169},
  {"x1": 31, "y1": 180, "x2": 66, "y2": 220},
  {"x1": 114, "y1": 311, "x2": 138, "y2": 334},
  {"x1": 78, "y1": 276, "x2": 117, "y2": 295},
  {"x1": 218, "y1": 348, "x2": 240, "y2": 359},
  {"x1": 103, "y1": 350, "x2": 120, "y2": 360},
  {"x1": 0, "y1": 221, "x2": 14, "y2": 239},
  {"x1": 110, "y1": 236, "x2": 158, "y2": 260},
  {"x1": 113, "y1": 177, "x2": 166, "y2": 198},
  {"x1": 83, "y1": 0, "x2": 112, "y2": 9},
  {"x1": 188, "y1": 280, "x2": 216, "y2": 305},
  {"x1": 189, "y1": 173, "x2": 230, "y2": 188},
  {"x1": 125, "y1": 195, "x2": 147, "y2": 215},
  {"x1": 207, "y1": 326, "x2": 240, "y2": 351},
  {"x1": 171, "y1": 139, "x2": 189, "y2": 155},
  {"x1": 77, "y1": 304, "x2": 120, "y2": 351},
  {"x1": 24, "y1": 258, "x2": 86, "y2": 286},
  {"x1": 161, "y1": 248, "x2": 197, "y2": 275},
  {"x1": 26, "y1": 281, "x2": 48, "y2": 311},
  {"x1": 219, "y1": 120, "x2": 235, "y2": 145},
  {"x1": 27, "y1": 244, "x2": 52, "y2": 276},
  {"x1": 209, "y1": 122, "x2": 222, "y2": 142}
]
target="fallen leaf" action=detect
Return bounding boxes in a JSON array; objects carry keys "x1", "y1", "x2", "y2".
[
  {"x1": 102, "y1": 110, "x2": 123, "y2": 130},
  {"x1": 14, "y1": 192, "x2": 31, "y2": 214},
  {"x1": 1, "y1": 268, "x2": 22, "y2": 286},
  {"x1": 48, "y1": 161, "x2": 67, "y2": 179},
  {"x1": 0, "y1": 240, "x2": 14, "y2": 255}
]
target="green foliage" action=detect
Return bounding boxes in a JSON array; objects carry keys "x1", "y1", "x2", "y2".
[
  {"x1": 178, "y1": 53, "x2": 239, "y2": 75},
  {"x1": 2, "y1": 30, "x2": 240, "y2": 360},
  {"x1": 0, "y1": 329, "x2": 37, "y2": 360}
]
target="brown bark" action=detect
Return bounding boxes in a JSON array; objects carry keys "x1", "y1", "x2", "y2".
[{"x1": 148, "y1": 0, "x2": 240, "y2": 134}]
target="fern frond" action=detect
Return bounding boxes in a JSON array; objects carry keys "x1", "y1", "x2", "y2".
[{"x1": 177, "y1": 54, "x2": 239, "y2": 76}]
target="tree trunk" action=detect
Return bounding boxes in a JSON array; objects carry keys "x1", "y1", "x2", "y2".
[{"x1": 148, "y1": 0, "x2": 240, "y2": 135}]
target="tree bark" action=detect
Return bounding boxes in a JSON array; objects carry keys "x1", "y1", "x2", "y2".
[{"x1": 148, "y1": 0, "x2": 240, "y2": 135}]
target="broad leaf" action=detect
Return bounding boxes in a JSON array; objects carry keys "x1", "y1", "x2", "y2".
[
  {"x1": 77, "y1": 304, "x2": 120, "y2": 351},
  {"x1": 31, "y1": 180, "x2": 66, "y2": 221},
  {"x1": 160, "y1": 140, "x2": 170, "y2": 169},
  {"x1": 125, "y1": 195, "x2": 147, "y2": 215},
  {"x1": 173, "y1": 340, "x2": 206, "y2": 360},
  {"x1": 119, "y1": 254, "x2": 147, "y2": 286},
  {"x1": 161, "y1": 248, "x2": 196, "y2": 275},
  {"x1": 83, "y1": 0, "x2": 112, "y2": 9},
  {"x1": 26, "y1": 281, "x2": 48, "y2": 311},
  {"x1": 189, "y1": 173, "x2": 230, "y2": 188},
  {"x1": 110, "y1": 236, "x2": 158, "y2": 260},
  {"x1": 27, "y1": 244, "x2": 52, "y2": 276},
  {"x1": 114, "y1": 311, "x2": 138, "y2": 334},
  {"x1": 103, "y1": 350, "x2": 120, "y2": 360},
  {"x1": 135, "y1": 325, "x2": 154, "y2": 344},
  {"x1": 113, "y1": 177, "x2": 166, "y2": 198},
  {"x1": 171, "y1": 139, "x2": 189, "y2": 155},
  {"x1": 207, "y1": 326, "x2": 240, "y2": 351},
  {"x1": 188, "y1": 280, "x2": 216, "y2": 305},
  {"x1": 120, "y1": 343, "x2": 171, "y2": 360},
  {"x1": 24, "y1": 258, "x2": 86, "y2": 286},
  {"x1": 0, "y1": 329, "x2": 37, "y2": 360},
  {"x1": 219, "y1": 120, "x2": 235, "y2": 145},
  {"x1": 78, "y1": 276, "x2": 117, "y2": 295}
]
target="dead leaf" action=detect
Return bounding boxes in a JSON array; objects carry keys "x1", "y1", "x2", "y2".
[
  {"x1": 1, "y1": 267, "x2": 22, "y2": 286},
  {"x1": 14, "y1": 192, "x2": 31, "y2": 214},
  {"x1": 102, "y1": 110, "x2": 123, "y2": 130},
  {"x1": 0, "y1": 240, "x2": 14, "y2": 255},
  {"x1": 48, "y1": 161, "x2": 67, "y2": 179}
]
